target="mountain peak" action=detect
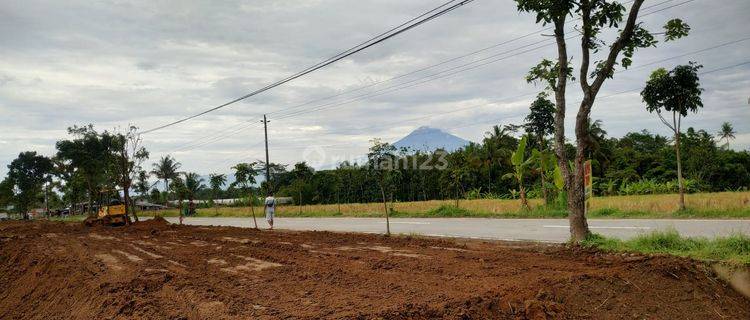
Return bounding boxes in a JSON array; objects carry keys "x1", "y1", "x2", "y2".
[{"x1": 393, "y1": 126, "x2": 470, "y2": 153}]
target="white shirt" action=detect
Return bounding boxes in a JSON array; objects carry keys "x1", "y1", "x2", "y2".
[{"x1": 264, "y1": 196, "x2": 276, "y2": 213}]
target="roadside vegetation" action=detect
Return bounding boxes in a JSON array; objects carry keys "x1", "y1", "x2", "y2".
[
  {"x1": 134, "y1": 191, "x2": 749, "y2": 219},
  {"x1": 582, "y1": 230, "x2": 750, "y2": 266}
]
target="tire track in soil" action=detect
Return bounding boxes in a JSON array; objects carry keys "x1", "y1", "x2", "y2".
[{"x1": 0, "y1": 219, "x2": 748, "y2": 319}]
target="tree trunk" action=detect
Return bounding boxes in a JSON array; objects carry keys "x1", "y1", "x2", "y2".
[
  {"x1": 675, "y1": 114, "x2": 686, "y2": 211},
  {"x1": 519, "y1": 184, "x2": 529, "y2": 210},
  {"x1": 569, "y1": 101, "x2": 593, "y2": 242},
  {"x1": 249, "y1": 190, "x2": 258, "y2": 229},
  {"x1": 164, "y1": 179, "x2": 169, "y2": 206},
  {"x1": 538, "y1": 137, "x2": 548, "y2": 205},
  {"x1": 124, "y1": 185, "x2": 137, "y2": 223},
  {"x1": 380, "y1": 182, "x2": 390, "y2": 236},
  {"x1": 551, "y1": 19, "x2": 573, "y2": 200},
  {"x1": 178, "y1": 198, "x2": 183, "y2": 225},
  {"x1": 540, "y1": 169, "x2": 548, "y2": 204}
]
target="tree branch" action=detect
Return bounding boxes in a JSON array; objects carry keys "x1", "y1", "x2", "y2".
[
  {"x1": 552, "y1": 16, "x2": 573, "y2": 186},
  {"x1": 590, "y1": 0, "x2": 645, "y2": 95},
  {"x1": 579, "y1": 0, "x2": 592, "y2": 93},
  {"x1": 656, "y1": 110, "x2": 676, "y2": 132}
]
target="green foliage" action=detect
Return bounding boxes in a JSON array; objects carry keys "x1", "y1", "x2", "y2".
[
  {"x1": 642, "y1": 62, "x2": 704, "y2": 117},
  {"x1": 151, "y1": 155, "x2": 181, "y2": 203},
  {"x1": 231, "y1": 162, "x2": 259, "y2": 192},
  {"x1": 0, "y1": 177, "x2": 13, "y2": 210},
  {"x1": 663, "y1": 19, "x2": 691, "y2": 41},
  {"x1": 183, "y1": 172, "x2": 205, "y2": 201},
  {"x1": 209, "y1": 174, "x2": 227, "y2": 192},
  {"x1": 581, "y1": 230, "x2": 750, "y2": 265},
  {"x1": 6, "y1": 151, "x2": 53, "y2": 216},
  {"x1": 515, "y1": 0, "x2": 574, "y2": 25},
  {"x1": 717, "y1": 122, "x2": 736, "y2": 148},
  {"x1": 617, "y1": 178, "x2": 700, "y2": 195},
  {"x1": 525, "y1": 58, "x2": 574, "y2": 90},
  {"x1": 525, "y1": 92, "x2": 556, "y2": 139}
]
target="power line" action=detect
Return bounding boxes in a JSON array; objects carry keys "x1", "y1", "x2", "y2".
[
  {"x1": 232, "y1": 59, "x2": 750, "y2": 157},
  {"x1": 162, "y1": 0, "x2": 701, "y2": 164},
  {"x1": 155, "y1": 0, "x2": 679, "y2": 154},
  {"x1": 263, "y1": 0, "x2": 693, "y2": 121},
  {"x1": 140, "y1": 0, "x2": 477, "y2": 134}
]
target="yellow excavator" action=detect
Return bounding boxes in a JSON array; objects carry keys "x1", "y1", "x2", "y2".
[{"x1": 85, "y1": 189, "x2": 131, "y2": 226}]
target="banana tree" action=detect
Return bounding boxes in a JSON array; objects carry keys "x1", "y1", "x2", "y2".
[
  {"x1": 503, "y1": 136, "x2": 535, "y2": 210},
  {"x1": 552, "y1": 161, "x2": 568, "y2": 209},
  {"x1": 532, "y1": 149, "x2": 556, "y2": 205}
]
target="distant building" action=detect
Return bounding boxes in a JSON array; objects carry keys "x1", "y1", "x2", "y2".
[
  {"x1": 135, "y1": 201, "x2": 167, "y2": 211},
  {"x1": 167, "y1": 197, "x2": 293, "y2": 206}
]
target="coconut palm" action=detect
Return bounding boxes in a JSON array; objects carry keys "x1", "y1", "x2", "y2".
[
  {"x1": 586, "y1": 119, "x2": 608, "y2": 157},
  {"x1": 183, "y1": 172, "x2": 205, "y2": 204},
  {"x1": 717, "y1": 122, "x2": 736, "y2": 148},
  {"x1": 151, "y1": 155, "x2": 181, "y2": 205}
]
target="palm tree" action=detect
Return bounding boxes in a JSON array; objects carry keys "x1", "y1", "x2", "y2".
[
  {"x1": 586, "y1": 119, "x2": 608, "y2": 157},
  {"x1": 208, "y1": 173, "x2": 227, "y2": 214},
  {"x1": 483, "y1": 125, "x2": 514, "y2": 194},
  {"x1": 717, "y1": 122, "x2": 736, "y2": 148},
  {"x1": 151, "y1": 155, "x2": 181, "y2": 206},
  {"x1": 183, "y1": 172, "x2": 205, "y2": 209}
]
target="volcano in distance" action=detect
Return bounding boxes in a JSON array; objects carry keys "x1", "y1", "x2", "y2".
[{"x1": 392, "y1": 126, "x2": 471, "y2": 153}]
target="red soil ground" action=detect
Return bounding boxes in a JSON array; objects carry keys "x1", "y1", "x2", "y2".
[{"x1": 0, "y1": 219, "x2": 748, "y2": 319}]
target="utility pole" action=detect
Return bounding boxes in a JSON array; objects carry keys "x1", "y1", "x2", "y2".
[{"x1": 261, "y1": 114, "x2": 271, "y2": 194}]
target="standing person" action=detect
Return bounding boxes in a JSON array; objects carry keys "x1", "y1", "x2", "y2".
[{"x1": 264, "y1": 193, "x2": 276, "y2": 230}]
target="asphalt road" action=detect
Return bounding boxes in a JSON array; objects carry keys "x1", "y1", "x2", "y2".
[{"x1": 163, "y1": 217, "x2": 750, "y2": 243}]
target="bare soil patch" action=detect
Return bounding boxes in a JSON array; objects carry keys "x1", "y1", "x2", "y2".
[{"x1": 0, "y1": 220, "x2": 748, "y2": 319}]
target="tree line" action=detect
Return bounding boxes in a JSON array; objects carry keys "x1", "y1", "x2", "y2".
[{"x1": 2, "y1": 104, "x2": 744, "y2": 221}]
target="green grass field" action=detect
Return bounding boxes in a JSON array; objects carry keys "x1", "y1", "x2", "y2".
[
  {"x1": 145, "y1": 191, "x2": 750, "y2": 219},
  {"x1": 581, "y1": 230, "x2": 750, "y2": 266}
]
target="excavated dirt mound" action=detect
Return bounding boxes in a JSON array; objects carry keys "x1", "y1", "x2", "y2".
[{"x1": 0, "y1": 220, "x2": 748, "y2": 319}]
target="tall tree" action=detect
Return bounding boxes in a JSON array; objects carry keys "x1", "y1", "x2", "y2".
[
  {"x1": 641, "y1": 62, "x2": 703, "y2": 210},
  {"x1": 368, "y1": 139, "x2": 397, "y2": 235},
  {"x1": 208, "y1": 173, "x2": 227, "y2": 214},
  {"x1": 524, "y1": 92, "x2": 555, "y2": 202},
  {"x1": 113, "y1": 126, "x2": 149, "y2": 222},
  {"x1": 291, "y1": 162, "x2": 314, "y2": 214},
  {"x1": 183, "y1": 172, "x2": 205, "y2": 212},
  {"x1": 7, "y1": 152, "x2": 53, "y2": 219},
  {"x1": 257, "y1": 161, "x2": 287, "y2": 195},
  {"x1": 56, "y1": 125, "x2": 118, "y2": 215},
  {"x1": 516, "y1": 0, "x2": 690, "y2": 242},
  {"x1": 133, "y1": 171, "x2": 151, "y2": 201},
  {"x1": 51, "y1": 156, "x2": 86, "y2": 215},
  {"x1": 717, "y1": 122, "x2": 736, "y2": 148},
  {"x1": 0, "y1": 177, "x2": 13, "y2": 212},
  {"x1": 151, "y1": 155, "x2": 181, "y2": 206}
]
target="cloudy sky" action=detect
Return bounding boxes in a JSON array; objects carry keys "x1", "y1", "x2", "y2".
[{"x1": 1, "y1": 0, "x2": 749, "y2": 178}]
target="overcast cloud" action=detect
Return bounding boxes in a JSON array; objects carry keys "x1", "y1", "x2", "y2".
[{"x1": 1, "y1": 0, "x2": 749, "y2": 178}]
